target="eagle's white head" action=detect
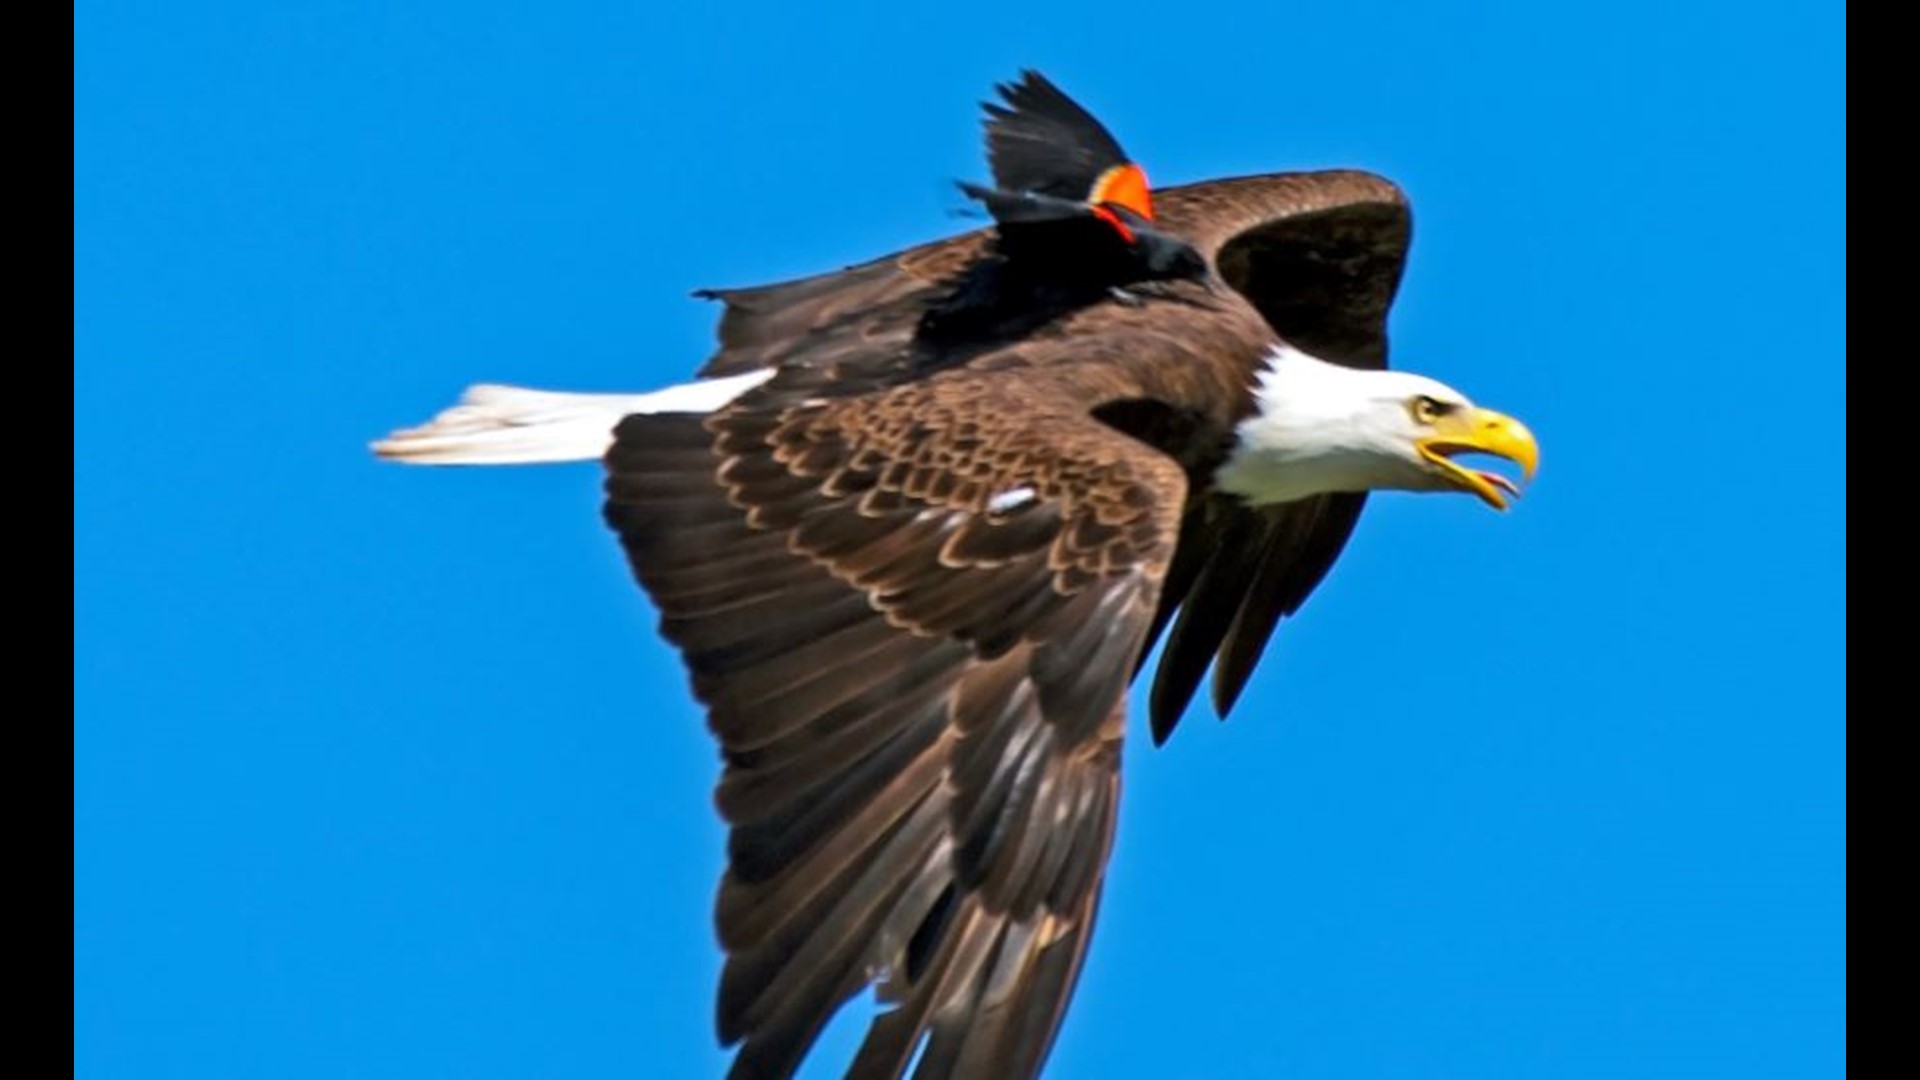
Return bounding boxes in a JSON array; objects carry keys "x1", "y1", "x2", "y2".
[{"x1": 1215, "y1": 342, "x2": 1540, "y2": 508}]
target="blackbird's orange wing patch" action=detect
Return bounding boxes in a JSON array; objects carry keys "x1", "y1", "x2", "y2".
[{"x1": 1089, "y1": 162, "x2": 1153, "y2": 222}]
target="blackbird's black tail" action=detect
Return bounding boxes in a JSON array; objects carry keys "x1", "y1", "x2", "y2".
[{"x1": 955, "y1": 182, "x2": 1096, "y2": 226}]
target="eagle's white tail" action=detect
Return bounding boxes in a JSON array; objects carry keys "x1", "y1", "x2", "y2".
[{"x1": 371, "y1": 372, "x2": 775, "y2": 465}]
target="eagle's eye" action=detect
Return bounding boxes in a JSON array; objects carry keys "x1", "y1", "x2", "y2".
[{"x1": 1410, "y1": 395, "x2": 1455, "y2": 424}]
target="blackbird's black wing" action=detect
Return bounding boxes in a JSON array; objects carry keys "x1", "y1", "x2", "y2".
[{"x1": 982, "y1": 71, "x2": 1133, "y2": 203}]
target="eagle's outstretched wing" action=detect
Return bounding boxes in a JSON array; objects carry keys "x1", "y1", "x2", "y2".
[{"x1": 606, "y1": 360, "x2": 1191, "y2": 1078}]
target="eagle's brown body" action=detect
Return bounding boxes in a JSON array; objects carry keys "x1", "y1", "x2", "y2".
[{"x1": 597, "y1": 170, "x2": 1413, "y2": 1078}]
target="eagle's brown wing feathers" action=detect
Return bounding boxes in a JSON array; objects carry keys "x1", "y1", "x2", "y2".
[
  {"x1": 606, "y1": 364, "x2": 1189, "y2": 1078},
  {"x1": 694, "y1": 240, "x2": 981, "y2": 379}
]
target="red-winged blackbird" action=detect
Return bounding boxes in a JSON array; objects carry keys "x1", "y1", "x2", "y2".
[
  {"x1": 923, "y1": 73, "x2": 1212, "y2": 343},
  {"x1": 960, "y1": 71, "x2": 1209, "y2": 290}
]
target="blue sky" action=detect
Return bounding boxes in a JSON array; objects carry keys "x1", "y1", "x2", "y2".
[{"x1": 76, "y1": 1, "x2": 1844, "y2": 1077}]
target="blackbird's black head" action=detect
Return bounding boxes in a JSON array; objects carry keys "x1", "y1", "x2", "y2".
[{"x1": 1138, "y1": 232, "x2": 1209, "y2": 281}]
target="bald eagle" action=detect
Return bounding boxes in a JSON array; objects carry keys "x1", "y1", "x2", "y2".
[{"x1": 376, "y1": 72, "x2": 1536, "y2": 1080}]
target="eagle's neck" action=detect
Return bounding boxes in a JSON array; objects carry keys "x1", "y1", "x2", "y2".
[{"x1": 1213, "y1": 342, "x2": 1429, "y2": 505}]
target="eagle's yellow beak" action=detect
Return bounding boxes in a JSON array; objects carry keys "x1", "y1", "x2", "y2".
[{"x1": 1416, "y1": 408, "x2": 1540, "y2": 510}]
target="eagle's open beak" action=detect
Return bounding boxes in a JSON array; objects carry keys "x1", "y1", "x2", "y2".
[{"x1": 1416, "y1": 408, "x2": 1540, "y2": 510}]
